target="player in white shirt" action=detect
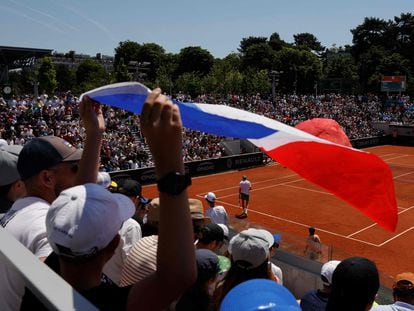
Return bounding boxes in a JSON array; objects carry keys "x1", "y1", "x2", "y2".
[
  {"x1": 204, "y1": 192, "x2": 228, "y2": 225},
  {"x1": 237, "y1": 175, "x2": 251, "y2": 218}
]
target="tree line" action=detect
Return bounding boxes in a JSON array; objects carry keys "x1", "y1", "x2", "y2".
[{"x1": 9, "y1": 13, "x2": 414, "y2": 97}]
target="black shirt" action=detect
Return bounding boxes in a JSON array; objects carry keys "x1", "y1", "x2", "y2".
[{"x1": 20, "y1": 252, "x2": 132, "y2": 311}]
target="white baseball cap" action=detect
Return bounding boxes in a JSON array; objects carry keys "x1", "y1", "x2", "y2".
[
  {"x1": 46, "y1": 183, "x2": 135, "y2": 258},
  {"x1": 321, "y1": 260, "x2": 341, "y2": 286},
  {"x1": 229, "y1": 228, "x2": 269, "y2": 269},
  {"x1": 96, "y1": 171, "x2": 111, "y2": 189},
  {"x1": 205, "y1": 192, "x2": 217, "y2": 202}
]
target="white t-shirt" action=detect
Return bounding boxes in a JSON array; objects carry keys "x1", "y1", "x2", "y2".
[
  {"x1": 103, "y1": 218, "x2": 142, "y2": 285},
  {"x1": 239, "y1": 180, "x2": 251, "y2": 195},
  {"x1": 205, "y1": 206, "x2": 228, "y2": 225},
  {"x1": 0, "y1": 196, "x2": 53, "y2": 311},
  {"x1": 271, "y1": 262, "x2": 284, "y2": 285}
]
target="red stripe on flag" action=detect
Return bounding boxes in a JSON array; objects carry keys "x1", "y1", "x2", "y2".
[{"x1": 264, "y1": 141, "x2": 398, "y2": 231}]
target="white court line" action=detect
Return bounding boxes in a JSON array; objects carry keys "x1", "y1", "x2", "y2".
[
  {"x1": 385, "y1": 154, "x2": 412, "y2": 161},
  {"x1": 283, "y1": 184, "x2": 333, "y2": 196},
  {"x1": 378, "y1": 227, "x2": 414, "y2": 246},
  {"x1": 199, "y1": 173, "x2": 299, "y2": 195},
  {"x1": 346, "y1": 205, "x2": 414, "y2": 238},
  {"x1": 393, "y1": 171, "x2": 414, "y2": 179},
  {"x1": 215, "y1": 178, "x2": 304, "y2": 199}
]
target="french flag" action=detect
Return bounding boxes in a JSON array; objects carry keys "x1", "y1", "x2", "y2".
[{"x1": 82, "y1": 82, "x2": 398, "y2": 231}]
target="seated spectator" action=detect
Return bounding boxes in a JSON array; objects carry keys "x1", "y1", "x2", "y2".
[
  {"x1": 204, "y1": 192, "x2": 228, "y2": 225},
  {"x1": 0, "y1": 145, "x2": 26, "y2": 217},
  {"x1": 371, "y1": 272, "x2": 414, "y2": 310},
  {"x1": 189, "y1": 198, "x2": 212, "y2": 241},
  {"x1": 220, "y1": 279, "x2": 300, "y2": 311},
  {"x1": 326, "y1": 256, "x2": 379, "y2": 311},
  {"x1": 176, "y1": 249, "x2": 220, "y2": 311},
  {"x1": 115, "y1": 177, "x2": 150, "y2": 226},
  {"x1": 258, "y1": 229, "x2": 283, "y2": 284},
  {"x1": 21, "y1": 88, "x2": 196, "y2": 310},
  {"x1": 212, "y1": 228, "x2": 278, "y2": 308},
  {"x1": 300, "y1": 260, "x2": 341, "y2": 310},
  {"x1": 196, "y1": 223, "x2": 225, "y2": 253}
]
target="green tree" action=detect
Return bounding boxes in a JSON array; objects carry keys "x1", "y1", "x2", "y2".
[
  {"x1": 55, "y1": 64, "x2": 76, "y2": 92},
  {"x1": 175, "y1": 72, "x2": 203, "y2": 97},
  {"x1": 114, "y1": 40, "x2": 141, "y2": 69},
  {"x1": 75, "y1": 59, "x2": 109, "y2": 93},
  {"x1": 269, "y1": 32, "x2": 287, "y2": 51},
  {"x1": 238, "y1": 36, "x2": 268, "y2": 54},
  {"x1": 175, "y1": 46, "x2": 214, "y2": 77},
  {"x1": 37, "y1": 57, "x2": 57, "y2": 94},
  {"x1": 294, "y1": 33, "x2": 325, "y2": 54},
  {"x1": 137, "y1": 43, "x2": 166, "y2": 81},
  {"x1": 241, "y1": 43, "x2": 275, "y2": 71},
  {"x1": 113, "y1": 58, "x2": 131, "y2": 82}
]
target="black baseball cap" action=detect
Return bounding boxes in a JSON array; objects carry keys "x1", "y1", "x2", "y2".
[
  {"x1": 17, "y1": 136, "x2": 82, "y2": 180},
  {"x1": 116, "y1": 179, "x2": 142, "y2": 197}
]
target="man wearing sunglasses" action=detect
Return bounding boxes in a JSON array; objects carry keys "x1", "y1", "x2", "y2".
[{"x1": 0, "y1": 97, "x2": 105, "y2": 311}]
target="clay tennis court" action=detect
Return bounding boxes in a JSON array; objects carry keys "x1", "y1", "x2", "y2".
[{"x1": 143, "y1": 145, "x2": 414, "y2": 282}]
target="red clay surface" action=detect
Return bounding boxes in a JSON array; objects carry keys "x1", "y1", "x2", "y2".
[{"x1": 143, "y1": 145, "x2": 414, "y2": 283}]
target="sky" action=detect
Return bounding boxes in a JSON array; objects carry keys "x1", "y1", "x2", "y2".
[{"x1": 0, "y1": 0, "x2": 413, "y2": 59}]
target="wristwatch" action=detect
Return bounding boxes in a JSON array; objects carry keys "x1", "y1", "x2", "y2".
[{"x1": 157, "y1": 171, "x2": 192, "y2": 195}]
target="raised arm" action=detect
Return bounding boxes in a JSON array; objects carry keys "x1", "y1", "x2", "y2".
[
  {"x1": 75, "y1": 95, "x2": 105, "y2": 185},
  {"x1": 127, "y1": 89, "x2": 196, "y2": 310}
]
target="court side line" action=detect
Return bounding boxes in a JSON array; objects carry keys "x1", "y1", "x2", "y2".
[
  {"x1": 196, "y1": 195, "x2": 380, "y2": 247},
  {"x1": 393, "y1": 171, "x2": 414, "y2": 179},
  {"x1": 347, "y1": 205, "x2": 414, "y2": 238},
  {"x1": 283, "y1": 184, "x2": 333, "y2": 195},
  {"x1": 385, "y1": 154, "x2": 411, "y2": 161},
  {"x1": 378, "y1": 227, "x2": 414, "y2": 247},
  {"x1": 244, "y1": 209, "x2": 379, "y2": 247}
]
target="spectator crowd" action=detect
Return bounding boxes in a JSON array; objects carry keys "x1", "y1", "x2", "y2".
[
  {"x1": 0, "y1": 91, "x2": 413, "y2": 172},
  {"x1": 0, "y1": 88, "x2": 413, "y2": 310}
]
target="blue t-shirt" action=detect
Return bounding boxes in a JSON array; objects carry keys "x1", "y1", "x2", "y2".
[{"x1": 300, "y1": 289, "x2": 330, "y2": 311}]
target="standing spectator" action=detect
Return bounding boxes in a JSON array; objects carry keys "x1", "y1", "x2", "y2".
[
  {"x1": 21, "y1": 88, "x2": 196, "y2": 310},
  {"x1": 0, "y1": 145, "x2": 26, "y2": 217},
  {"x1": 372, "y1": 272, "x2": 414, "y2": 310},
  {"x1": 300, "y1": 260, "x2": 341, "y2": 310},
  {"x1": 304, "y1": 226, "x2": 322, "y2": 260},
  {"x1": 204, "y1": 192, "x2": 228, "y2": 225},
  {"x1": 326, "y1": 256, "x2": 379, "y2": 311},
  {"x1": 237, "y1": 175, "x2": 251, "y2": 219},
  {"x1": 0, "y1": 95, "x2": 104, "y2": 311}
]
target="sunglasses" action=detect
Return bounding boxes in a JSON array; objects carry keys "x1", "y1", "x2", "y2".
[{"x1": 51, "y1": 161, "x2": 79, "y2": 174}]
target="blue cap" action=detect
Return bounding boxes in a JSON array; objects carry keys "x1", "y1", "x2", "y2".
[
  {"x1": 273, "y1": 234, "x2": 281, "y2": 244},
  {"x1": 220, "y1": 279, "x2": 300, "y2": 311}
]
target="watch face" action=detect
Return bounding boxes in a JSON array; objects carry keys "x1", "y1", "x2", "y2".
[{"x1": 3, "y1": 86, "x2": 11, "y2": 94}]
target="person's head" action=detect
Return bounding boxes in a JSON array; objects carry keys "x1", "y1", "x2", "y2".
[
  {"x1": 308, "y1": 226, "x2": 316, "y2": 235},
  {"x1": 189, "y1": 198, "x2": 211, "y2": 240},
  {"x1": 242, "y1": 175, "x2": 247, "y2": 181},
  {"x1": 220, "y1": 279, "x2": 301, "y2": 311},
  {"x1": 228, "y1": 228, "x2": 269, "y2": 269},
  {"x1": 392, "y1": 272, "x2": 414, "y2": 305},
  {"x1": 320, "y1": 260, "x2": 341, "y2": 291},
  {"x1": 0, "y1": 145, "x2": 26, "y2": 203},
  {"x1": 195, "y1": 249, "x2": 220, "y2": 292},
  {"x1": 204, "y1": 192, "x2": 216, "y2": 207},
  {"x1": 46, "y1": 183, "x2": 135, "y2": 267},
  {"x1": 326, "y1": 257, "x2": 379, "y2": 311},
  {"x1": 17, "y1": 136, "x2": 82, "y2": 201},
  {"x1": 197, "y1": 223, "x2": 225, "y2": 252}
]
